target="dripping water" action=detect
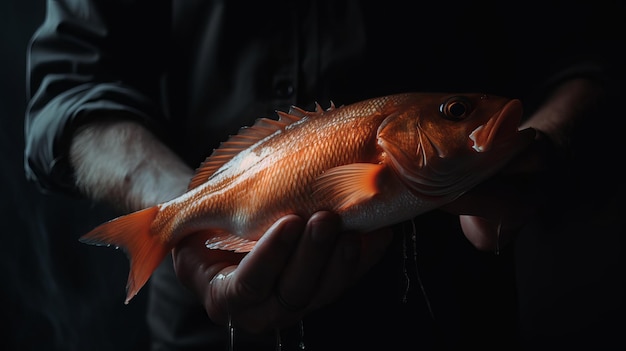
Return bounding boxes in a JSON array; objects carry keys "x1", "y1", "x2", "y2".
[
  {"x1": 275, "y1": 320, "x2": 305, "y2": 350},
  {"x1": 402, "y1": 219, "x2": 435, "y2": 319},
  {"x1": 495, "y1": 219, "x2": 503, "y2": 256},
  {"x1": 275, "y1": 329, "x2": 282, "y2": 351},
  {"x1": 297, "y1": 319, "x2": 305, "y2": 350},
  {"x1": 228, "y1": 315, "x2": 234, "y2": 351},
  {"x1": 227, "y1": 318, "x2": 305, "y2": 350}
]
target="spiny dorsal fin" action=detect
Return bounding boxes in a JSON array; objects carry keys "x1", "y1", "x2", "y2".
[{"x1": 188, "y1": 105, "x2": 325, "y2": 190}]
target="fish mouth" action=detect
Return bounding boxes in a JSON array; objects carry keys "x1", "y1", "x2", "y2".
[{"x1": 469, "y1": 99, "x2": 525, "y2": 152}]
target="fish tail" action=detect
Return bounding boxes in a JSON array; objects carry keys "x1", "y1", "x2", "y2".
[{"x1": 79, "y1": 206, "x2": 168, "y2": 304}]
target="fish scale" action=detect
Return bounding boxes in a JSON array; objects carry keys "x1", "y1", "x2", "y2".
[{"x1": 79, "y1": 92, "x2": 535, "y2": 304}]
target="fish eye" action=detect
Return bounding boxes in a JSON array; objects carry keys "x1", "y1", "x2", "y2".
[{"x1": 439, "y1": 96, "x2": 472, "y2": 121}]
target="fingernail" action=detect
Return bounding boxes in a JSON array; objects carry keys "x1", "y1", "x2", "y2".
[
  {"x1": 311, "y1": 221, "x2": 335, "y2": 244},
  {"x1": 310, "y1": 213, "x2": 340, "y2": 244}
]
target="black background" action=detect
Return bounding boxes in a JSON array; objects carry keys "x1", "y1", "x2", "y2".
[
  {"x1": 2, "y1": 1, "x2": 624, "y2": 351},
  {"x1": 1, "y1": 1, "x2": 149, "y2": 350}
]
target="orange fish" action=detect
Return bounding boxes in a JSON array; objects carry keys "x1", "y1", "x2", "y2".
[{"x1": 80, "y1": 92, "x2": 535, "y2": 303}]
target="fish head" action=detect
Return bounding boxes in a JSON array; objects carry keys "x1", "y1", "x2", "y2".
[{"x1": 377, "y1": 93, "x2": 535, "y2": 199}]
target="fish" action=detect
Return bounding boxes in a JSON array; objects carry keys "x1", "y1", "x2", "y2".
[{"x1": 79, "y1": 92, "x2": 535, "y2": 304}]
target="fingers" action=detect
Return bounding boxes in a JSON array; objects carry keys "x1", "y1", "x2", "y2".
[
  {"x1": 275, "y1": 211, "x2": 342, "y2": 311},
  {"x1": 440, "y1": 131, "x2": 560, "y2": 251},
  {"x1": 276, "y1": 212, "x2": 392, "y2": 311},
  {"x1": 173, "y1": 211, "x2": 392, "y2": 333},
  {"x1": 311, "y1": 230, "x2": 360, "y2": 306},
  {"x1": 234, "y1": 215, "x2": 306, "y2": 303},
  {"x1": 314, "y1": 227, "x2": 393, "y2": 306},
  {"x1": 171, "y1": 232, "x2": 246, "y2": 326},
  {"x1": 217, "y1": 212, "x2": 345, "y2": 332},
  {"x1": 441, "y1": 175, "x2": 536, "y2": 251},
  {"x1": 459, "y1": 216, "x2": 501, "y2": 251},
  {"x1": 172, "y1": 232, "x2": 245, "y2": 296}
]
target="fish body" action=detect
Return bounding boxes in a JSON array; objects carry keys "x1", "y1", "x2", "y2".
[{"x1": 80, "y1": 92, "x2": 534, "y2": 303}]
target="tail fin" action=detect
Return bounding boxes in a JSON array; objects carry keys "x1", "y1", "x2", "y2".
[{"x1": 79, "y1": 206, "x2": 169, "y2": 304}]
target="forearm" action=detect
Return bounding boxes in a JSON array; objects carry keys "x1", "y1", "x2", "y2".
[
  {"x1": 70, "y1": 116, "x2": 194, "y2": 212},
  {"x1": 25, "y1": 0, "x2": 172, "y2": 195}
]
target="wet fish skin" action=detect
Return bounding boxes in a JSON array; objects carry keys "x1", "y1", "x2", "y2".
[{"x1": 79, "y1": 92, "x2": 535, "y2": 303}]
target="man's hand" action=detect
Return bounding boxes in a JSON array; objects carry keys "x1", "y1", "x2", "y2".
[
  {"x1": 172, "y1": 211, "x2": 393, "y2": 333},
  {"x1": 443, "y1": 78, "x2": 602, "y2": 251}
]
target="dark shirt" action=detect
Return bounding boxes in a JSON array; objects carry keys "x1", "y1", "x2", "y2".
[
  {"x1": 27, "y1": 1, "x2": 621, "y2": 193},
  {"x1": 24, "y1": 1, "x2": 624, "y2": 350}
]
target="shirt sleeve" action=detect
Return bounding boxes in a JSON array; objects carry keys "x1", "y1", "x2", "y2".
[{"x1": 24, "y1": 0, "x2": 171, "y2": 194}]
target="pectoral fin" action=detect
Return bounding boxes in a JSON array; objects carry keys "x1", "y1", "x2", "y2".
[{"x1": 314, "y1": 163, "x2": 386, "y2": 211}]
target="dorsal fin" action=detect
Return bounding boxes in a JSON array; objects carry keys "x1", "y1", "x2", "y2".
[{"x1": 188, "y1": 107, "x2": 313, "y2": 190}]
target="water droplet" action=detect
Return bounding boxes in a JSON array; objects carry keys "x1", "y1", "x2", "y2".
[
  {"x1": 402, "y1": 219, "x2": 434, "y2": 319},
  {"x1": 298, "y1": 320, "x2": 306, "y2": 350},
  {"x1": 228, "y1": 315, "x2": 234, "y2": 351},
  {"x1": 495, "y1": 220, "x2": 502, "y2": 256},
  {"x1": 275, "y1": 329, "x2": 283, "y2": 351}
]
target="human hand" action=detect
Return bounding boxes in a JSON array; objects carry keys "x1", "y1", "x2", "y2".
[
  {"x1": 171, "y1": 211, "x2": 393, "y2": 333},
  {"x1": 441, "y1": 130, "x2": 561, "y2": 251},
  {"x1": 442, "y1": 78, "x2": 601, "y2": 251}
]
